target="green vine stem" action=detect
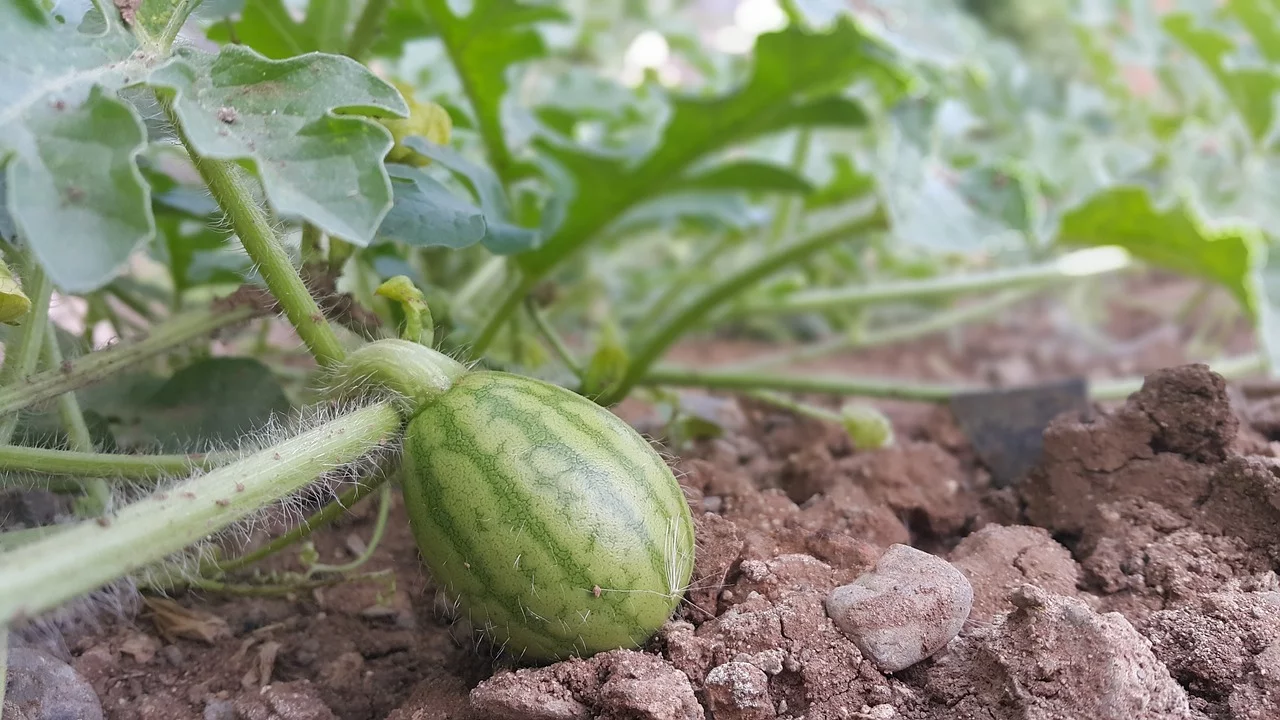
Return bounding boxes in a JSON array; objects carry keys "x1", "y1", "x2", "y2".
[
  {"x1": 0, "y1": 626, "x2": 7, "y2": 715},
  {"x1": 1089, "y1": 353, "x2": 1264, "y2": 400},
  {"x1": 732, "y1": 246, "x2": 1135, "y2": 318},
  {"x1": 0, "y1": 401, "x2": 401, "y2": 626},
  {"x1": 525, "y1": 297, "x2": 582, "y2": 377},
  {"x1": 641, "y1": 366, "x2": 972, "y2": 401},
  {"x1": 306, "y1": 482, "x2": 392, "y2": 576},
  {"x1": 730, "y1": 288, "x2": 1033, "y2": 371},
  {"x1": 599, "y1": 209, "x2": 888, "y2": 406},
  {"x1": 767, "y1": 129, "x2": 811, "y2": 248},
  {"x1": 41, "y1": 322, "x2": 111, "y2": 514},
  {"x1": 470, "y1": 271, "x2": 536, "y2": 358},
  {"x1": 643, "y1": 352, "x2": 1267, "y2": 404},
  {"x1": 212, "y1": 473, "x2": 385, "y2": 575},
  {"x1": 0, "y1": 446, "x2": 221, "y2": 483},
  {"x1": 160, "y1": 98, "x2": 347, "y2": 368},
  {"x1": 0, "y1": 304, "x2": 258, "y2": 417},
  {"x1": 345, "y1": 0, "x2": 393, "y2": 60},
  {"x1": 0, "y1": 257, "x2": 54, "y2": 443},
  {"x1": 631, "y1": 232, "x2": 736, "y2": 341}
]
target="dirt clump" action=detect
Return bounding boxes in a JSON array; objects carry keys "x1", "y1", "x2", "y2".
[
  {"x1": 467, "y1": 649, "x2": 703, "y2": 720},
  {"x1": 1142, "y1": 591, "x2": 1280, "y2": 719},
  {"x1": 917, "y1": 585, "x2": 1191, "y2": 720},
  {"x1": 947, "y1": 524, "x2": 1082, "y2": 626},
  {"x1": 1020, "y1": 364, "x2": 1280, "y2": 618}
]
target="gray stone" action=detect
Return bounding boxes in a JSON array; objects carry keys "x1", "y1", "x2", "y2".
[
  {"x1": 4, "y1": 646, "x2": 104, "y2": 720},
  {"x1": 824, "y1": 544, "x2": 973, "y2": 672},
  {"x1": 703, "y1": 662, "x2": 774, "y2": 720}
]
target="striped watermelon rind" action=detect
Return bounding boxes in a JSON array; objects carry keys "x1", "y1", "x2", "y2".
[{"x1": 401, "y1": 370, "x2": 696, "y2": 662}]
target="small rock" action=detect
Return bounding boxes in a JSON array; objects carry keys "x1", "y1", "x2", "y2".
[
  {"x1": 203, "y1": 699, "x2": 235, "y2": 720},
  {"x1": 824, "y1": 544, "x2": 973, "y2": 672},
  {"x1": 704, "y1": 662, "x2": 775, "y2": 720},
  {"x1": 233, "y1": 681, "x2": 335, "y2": 720},
  {"x1": 4, "y1": 646, "x2": 104, "y2": 720},
  {"x1": 120, "y1": 633, "x2": 161, "y2": 664},
  {"x1": 162, "y1": 644, "x2": 185, "y2": 667}
]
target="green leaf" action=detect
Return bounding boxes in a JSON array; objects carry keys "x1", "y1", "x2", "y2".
[
  {"x1": 128, "y1": 0, "x2": 202, "y2": 41},
  {"x1": 0, "y1": 0, "x2": 158, "y2": 292},
  {"x1": 1164, "y1": 12, "x2": 1280, "y2": 141},
  {"x1": 1226, "y1": 0, "x2": 1280, "y2": 63},
  {"x1": 672, "y1": 161, "x2": 813, "y2": 195},
  {"x1": 378, "y1": 164, "x2": 488, "y2": 250},
  {"x1": 1056, "y1": 186, "x2": 1264, "y2": 315},
  {"x1": 404, "y1": 0, "x2": 569, "y2": 180},
  {"x1": 149, "y1": 45, "x2": 409, "y2": 245},
  {"x1": 520, "y1": 17, "x2": 907, "y2": 277},
  {"x1": 104, "y1": 358, "x2": 291, "y2": 451},
  {"x1": 204, "y1": 0, "x2": 355, "y2": 58},
  {"x1": 805, "y1": 154, "x2": 875, "y2": 210},
  {"x1": 403, "y1": 137, "x2": 542, "y2": 253}
]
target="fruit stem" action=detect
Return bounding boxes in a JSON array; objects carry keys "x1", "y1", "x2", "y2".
[
  {"x1": 331, "y1": 339, "x2": 467, "y2": 413},
  {"x1": 160, "y1": 97, "x2": 347, "y2": 368},
  {"x1": 734, "y1": 246, "x2": 1134, "y2": 317},
  {"x1": 0, "y1": 303, "x2": 258, "y2": 417},
  {"x1": 0, "y1": 254, "x2": 53, "y2": 444},
  {"x1": 0, "y1": 401, "x2": 401, "y2": 626},
  {"x1": 600, "y1": 208, "x2": 888, "y2": 406}
]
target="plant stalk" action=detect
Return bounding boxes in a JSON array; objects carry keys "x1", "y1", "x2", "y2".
[
  {"x1": 0, "y1": 304, "x2": 257, "y2": 417},
  {"x1": 0, "y1": 446, "x2": 221, "y2": 483},
  {"x1": 213, "y1": 473, "x2": 385, "y2": 574},
  {"x1": 600, "y1": 209, "x2": 887, "y2": 406},
  {"x1": 0, "y1": 402, "x2": 401, "y2": 626},
  {"x1": 0, "y1": 259, "x2": 53, "y2": 443},
  {"x1": 345, "y1": 0, "x2": 393, "y2": 60},
  {"x1": 41, "y1": 323, "x2": 111, "y2": 513},
  {"x1": 525, "y1": 298, "x2": 581, "y2": 377},
  {"x1": 640, "y1": 366, "x2": 974, "y2": 401},
  {"x1": 730, "y1": 288, "x2": 1033, "y2": 371},
  {"x1": 734, "y1": 246, "x2": 1134, "y2": 317},
  {"x1": 160, "y1": 98, "x2": 347, "y2": 368},
  {"x1": 470, "y1": 272, "x2": 536, "y2": 358}
]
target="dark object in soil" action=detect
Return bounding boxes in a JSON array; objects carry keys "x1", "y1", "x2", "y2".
[
  {"x1": 4, "y1": 645, "x2": 105, "y2": 720},
  {"x1": 948, "y1": 377, "x2": 1090, "y2": 487}
]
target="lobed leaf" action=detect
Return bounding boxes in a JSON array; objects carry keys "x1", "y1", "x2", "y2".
[
  {"x1": 402, "y1": 0, "x2": 568, "y2": 181},
  {"x1": 1056, "y1": 186, "x2": 1263, "y2": 315},
  {"x1": 1163, "y1": 12, "x2": 1280, "y2": 142},
  {"x1": 519, "y1": 17, "x2": 908, "y2": 276},
  {"x1": 149, "y1": 45, "x2": 409, "y2": 245},
  {"x1": 0, "y1": 0, "x2": 157, "y2": 292},
  {"x1": 378, "y1": 164, "x2": 488, "y2": 250}
]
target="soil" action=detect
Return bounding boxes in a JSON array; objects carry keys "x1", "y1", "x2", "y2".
[{"x1": 6, "y1": 274, "x2": 1280, "y2": 720}]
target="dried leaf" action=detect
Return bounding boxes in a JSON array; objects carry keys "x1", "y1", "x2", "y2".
[{"x1": 142, "y1": 595, "x2": 231, "y2": 645}]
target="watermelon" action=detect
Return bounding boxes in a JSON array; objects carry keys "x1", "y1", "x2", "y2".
[{"x1": 340, "y1": 340, "x2": 696, "y2": 662}]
